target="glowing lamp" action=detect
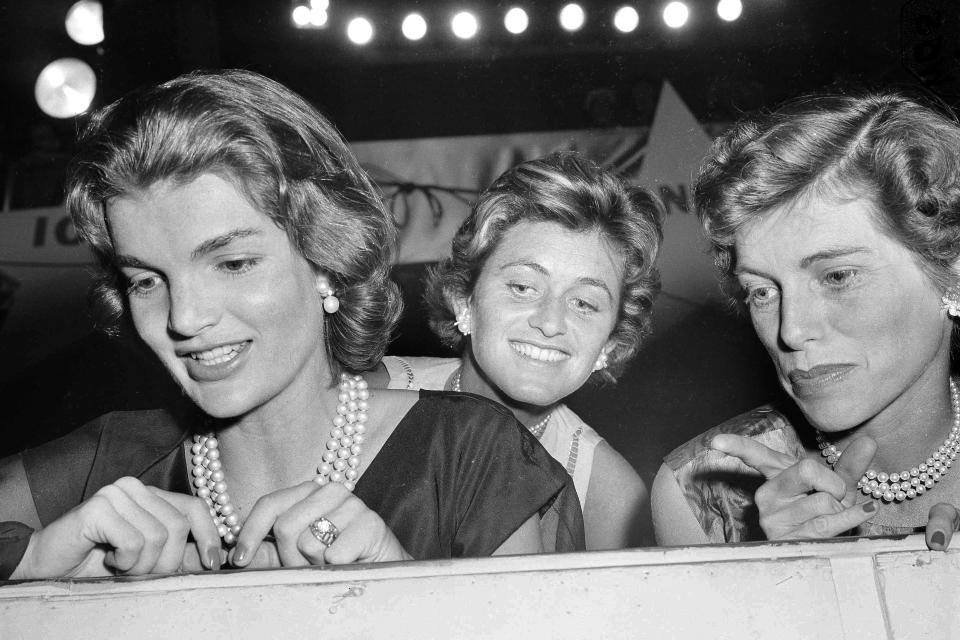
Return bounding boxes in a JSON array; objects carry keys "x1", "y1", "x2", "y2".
[
  {"x1": 65, "y1": 0, "x2": 104, "y2": 46},
  {"x1": 35, "y1": 58, "x2": 97, "y2": 118}
]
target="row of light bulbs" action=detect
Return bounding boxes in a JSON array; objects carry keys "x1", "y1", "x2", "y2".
[{"x1": 293, "y1": 1, "x2": 744, "y2": 45}]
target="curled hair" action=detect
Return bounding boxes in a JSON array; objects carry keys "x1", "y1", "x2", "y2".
[
  {"x1": 425, "y1": 151, "x2": 664, "y2": 383},
  {"x1": 696, "y1": 91, "x2": 960, "y2": 298},
  {"x1": 67, "y1": 69, "x2": 401, "y2": 375}
]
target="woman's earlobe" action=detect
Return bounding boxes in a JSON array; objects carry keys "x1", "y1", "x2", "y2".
[
  {"x1": 316, "y1": 276, "x2": 340, "y2": 314},
  {"x1": 454, "y1": 308, "x2": 472, "y2": 336},
  {"x1": 592, "y1": 349, "x2": 610, "y2": 372},
  {"x1": 450, "y1": 295, "x2": 472, "y2": 336}
]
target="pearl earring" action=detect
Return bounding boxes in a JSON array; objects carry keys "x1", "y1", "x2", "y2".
[
  {"x1": 943, "y1": 287, "x2": 960, "y2": 318},
  {"x1": 317, "y1": 278, "x2": 340, "y2": 314},
  {"x1": 593, "y1": 351, "x2": 609, "y2": 372},
  {"x1": 454, "y1": 309, "x2": 471, "y2": 336}
]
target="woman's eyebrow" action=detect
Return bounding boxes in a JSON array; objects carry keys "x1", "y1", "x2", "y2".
[
  {"x1": 577, "y1": 277, "x2": 614, "y2": 301},
  {"x1": 734, "y1": 246, "x2": 875, "y2": 278},
  {"x1": 190, "y1": 227, "x2": 262, "y2": 260},
  {"x1": 113, "y1": 254, "x2": 150, "y2": 269},
  {"x1": 798, "y1": 246, "x2": 872, "y2": 268},
  {"x1": 498, "y1": 260, "x2": 547, "y2": 275},
  {"x1": 498, "y1": 261, "x2": 613, "y2": 300}
]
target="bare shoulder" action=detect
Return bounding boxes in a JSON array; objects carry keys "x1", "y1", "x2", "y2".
[
  {"x1": 0, "y1": 454, "x2": 42, "y2": 528},
  {"x1": 651, "y1": 462, "x2": 711, "y2": 546},
  {"x1": 583, "y1": 442, "x2": 651, "y2": 549},
  {"x1": 590, "y1": 440, "x2": 646, "y2": 494}
]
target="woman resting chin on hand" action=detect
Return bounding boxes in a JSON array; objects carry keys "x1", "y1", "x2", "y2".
[{"x1": 652, "y1": 91, "x2": 960, "y2": 550}]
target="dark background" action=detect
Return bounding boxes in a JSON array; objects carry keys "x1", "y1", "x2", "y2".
[{"x1": 1, "y1": 0, "x2": 959, "y2": 484}]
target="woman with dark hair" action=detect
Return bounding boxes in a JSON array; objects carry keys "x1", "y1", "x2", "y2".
[
  {"x1": 652, "y1": 91, "x2": 960, "y2": 549},
  {"x1": 0, "y1": 69, "x2": 583, "y2": 580},
  {"x1": 372, "y1": 152, "x2": 664, "y2": 549}
]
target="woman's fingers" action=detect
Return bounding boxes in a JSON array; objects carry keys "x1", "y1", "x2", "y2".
[
  {"x1": 33, "y1": 497, "x2": 144, "y2": 578},
  {"x1": 91, "y1": 481, "x2": 169, "y2": 575},
  {"x1": 926, "y1": 502, "x2": 960, "y2": 550},
  {"x1": 715, "y1": 433, "x2": 880, "y2": 542},
  {"x1": 76, "y1": 478, "x2": 217, "y2": 576},
  {"x1": 241, "y1": 539, "x2": 282, "y2": 569},
  {"x1": 276, "y1": 484, "x2": 354, "y2": 566},
  {"x1": 296, "y1": 495, "x2": 365, "y2": 564},
  {"x1": 831, "y1": 437, "x2": 877, "y2": 507},
  {"x1": 149, "y1": 487, "x2": 222, "y2": 570},
  {"x1": 756, "y1": 458, "x2": 848, "y2": 510},
  {"x1": 709, "y1": 434, "x2": 797, "y2": 479},
  {"x1": 321, "y1": 508, "x2": 407, "y2": 565},
  {"x1": 788, "y1": 500, "x2": 879, "y2": 540},
  {"x1": 232, "y1": 481, "x2": 323, "y2": 567},
  {"x1": 758, "y1": 489, "x2": 876, "y2": 540},
  {"x1": 241, "y1": 480, "x2": 406, "y2": 568}
]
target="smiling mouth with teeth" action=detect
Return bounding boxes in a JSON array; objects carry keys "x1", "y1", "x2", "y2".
[
  {"x1": 189, "y1": 342, "x2": 248, "y2": 366},
  {"x1": 510, "y1": 342, "x2": 569, "y2": 363}
]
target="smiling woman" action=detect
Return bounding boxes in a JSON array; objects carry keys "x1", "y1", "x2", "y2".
[
  {"x1": 651, "y1": 91, "x2": 960, "y2": 550},
  {"x1": 370, "y1": 152, "x2": 664, "y2": 550},
  {"x1": 0, "y1": 70, "x2": 584, "y2": 581}
]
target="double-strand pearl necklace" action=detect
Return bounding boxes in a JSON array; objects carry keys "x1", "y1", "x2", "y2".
[
  {"x1": 451, "y1": 369, "x2": 553, "y2": 439},
  {"x1": 815, "y1": 378, "x2": 960, "y2": 503},
  {"x1": 191, "y1": 373, "x2": 369, "y2": 544}
]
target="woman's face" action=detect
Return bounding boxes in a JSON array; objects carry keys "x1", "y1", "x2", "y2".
[
  {"x1": 734, "y1": 192, "x2": 953, "y2": 432},
  {"x1": 106, "y1": 173, "x2": 328, "y2": 419},
  {"x1": 464, "y1": 220, "x2": 622, "y2": 407}
]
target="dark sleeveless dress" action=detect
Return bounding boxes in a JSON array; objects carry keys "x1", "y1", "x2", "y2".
[{"x1": 20, "y1": 390, "x2": 584, "y2": 558}]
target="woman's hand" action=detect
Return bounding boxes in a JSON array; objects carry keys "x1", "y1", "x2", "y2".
[
  {"x1": 926, "y1": 502, "x2": 960, "y2": 550},
  {"x1": 710, "y1": 434, "x2": 879, "y2": 541},
  {"x1": 11, "y1": 477, "x2": 221, "y2": 579},
  {"x1": 714, "y1": 434, "x2": 960, "y2": 550},
  {"x1": 230, "y1": 482, "x2": 412, "y2": 568}
]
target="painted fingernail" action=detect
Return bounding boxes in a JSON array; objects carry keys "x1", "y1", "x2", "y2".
[
  {"x1": 233, "y1": 546, "x2": 247, "y2": 565},
  {"x1": 863, "y1": 501, "x2": 877, "y2": 513},
  {"x1": 931, "y1": 531, "x2": 946, "y2": 547},
  {"x1": 207, "y1": 547, "x2": 221, "y2": 570}
]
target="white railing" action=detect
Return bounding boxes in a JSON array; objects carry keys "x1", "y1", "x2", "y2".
[{"x1": 2, "y1": 534, "x2": 957, "y2": 639}]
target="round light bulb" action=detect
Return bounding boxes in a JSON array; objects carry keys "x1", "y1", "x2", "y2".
[
  {"x1": 559, "y1": 4, "x2": 585, "y2": 32},
  {"x1": 663, "y1": 1, "x2": 689, "y2": 28},
  {"x1": 65, "y1": 0, "x2": 104, "y2": 45},
  {"x1": 402, "y1": 13, "x2": 428, "y2": 40},
  {"x1": 614, "y1": 6, "x2": 640, "y2": 33},
  {"x1": 35, "y1": 58, "x2": 97, "y2": 118},
  {"x1": 347, "y1": 17, "x2": 374, "y2": 45},
  {"x1": 717, "y1": 0, "x2": 742, "y2": 22},
  {"x1": 292, "y1": 5, "x2": 311, "y2": 26},
  {"x1": 504, "y1": 7, "x2": 529, "y2": 34},
  {"x1": 451, "y1": 12, "x2": 479, "y2": 39}
]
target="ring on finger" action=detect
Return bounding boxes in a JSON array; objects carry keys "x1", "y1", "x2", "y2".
[{"x1": 308, "y1": 517, "x2": 340, "y2": 547}]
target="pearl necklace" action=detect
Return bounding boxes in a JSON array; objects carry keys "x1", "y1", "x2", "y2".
[
  {"x1": 451, "y1": 369, "x2": 553, "y2": 439},
  {"x1": 191, "y1": 373, "x2": 369, "y2": 544},
  {"x1": 815, "y1": 378, "x2": 960, "y2": 503}
]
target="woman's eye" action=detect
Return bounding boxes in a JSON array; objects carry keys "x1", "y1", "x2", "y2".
[
  {"x1": 127, "y1": 274, "x2": 164, "y2": 297},
  {"x1": 507, "y1": 282, "x2": 536, "y2": 296},
  {"x1": 822, "y1": 268, "x2": 858, "y2": 288},
  {"x1": 744, "y1": 285, "x2": 779, "y2": 308},
  {"x1": 572, "y1": 298, "x2": 600, "y2": 313},
  {"x1": 218, "y1": 258, "x2": 259, "y2": 275}
]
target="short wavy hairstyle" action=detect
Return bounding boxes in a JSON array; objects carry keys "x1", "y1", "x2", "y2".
[
  {"x1": 67, "y1": 69, "x2": 401, "y2": 375},
  {"x1": 425, "y1": 151, "x2": 664, "y2": 383},
  {"x1": 696, "y1": 91, "x2": 960, "y2": 299}
]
